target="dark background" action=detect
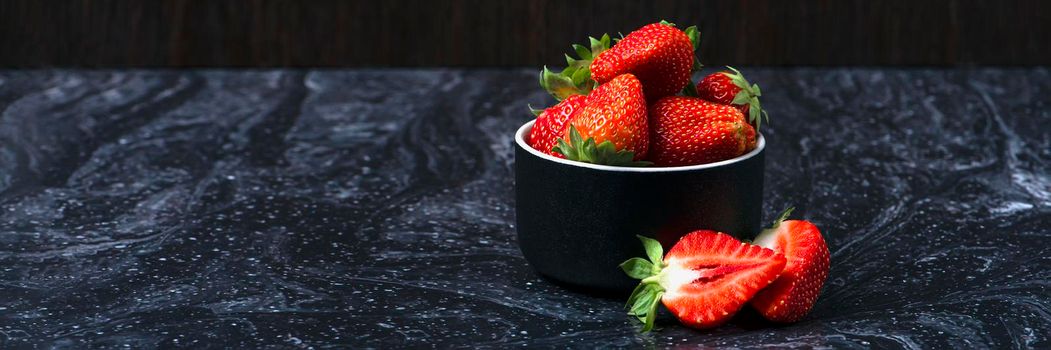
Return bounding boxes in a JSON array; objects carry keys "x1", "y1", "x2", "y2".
[{"x1": 1, "y1": 0, "x2": 1049, "y2": 67}]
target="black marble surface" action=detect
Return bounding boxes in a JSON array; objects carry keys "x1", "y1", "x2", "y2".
[{"x1": 0, "y1": 69, "x2": 1048, "y2": 349}]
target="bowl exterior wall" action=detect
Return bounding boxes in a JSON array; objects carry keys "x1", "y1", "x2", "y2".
[{"x1": 514, "y1": 139, "x2": 765, "y2": 292}]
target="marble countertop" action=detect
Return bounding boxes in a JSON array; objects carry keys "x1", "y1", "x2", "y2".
[{"x1": 0, "y1": 69, "x2": 1048, "y2": 348}]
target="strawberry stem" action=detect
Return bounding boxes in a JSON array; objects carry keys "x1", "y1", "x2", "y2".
[
  {"x1": 772, "y1": 207, "x2": 795, "y2": 228},
  {"x1": 641, "y1": 275, "x2": 661, "y2": 284}
]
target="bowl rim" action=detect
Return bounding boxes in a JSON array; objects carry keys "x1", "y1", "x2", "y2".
[{"x1": 515, "y1": 120, "x2": 765, "y2": 172}]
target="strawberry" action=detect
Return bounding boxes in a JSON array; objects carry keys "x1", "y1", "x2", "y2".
[
  {"x1": 695, "y1": 67, "x2": 769, "y2": 130},
  {"x1": 750, "y1": 208, "x2": 831, "y2": 323},
  {"x1": 553, "y1": 74, "x2": 651, "y2": 166},
  {"x1": 621, "y1": 232, "x2": 786, "y2": 331},
  {"x1": 590, "y1": 22, "x2": 699, "y2": 102},
  {"x1": 647, "y1": 96, "x2": 757, "y2": 167},
  {"x1": 527, "y1": 94, "x2": 587, "y2": 158}
]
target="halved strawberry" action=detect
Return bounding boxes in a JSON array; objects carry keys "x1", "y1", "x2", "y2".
[
  {"x1": 527, "y1": 94, "x2": 587, "y2": 158},
  {"x1": 750, "y1": 208, "x2": 831, "y2": 323},
  {"x1": 621, "y1": 232, "x2": 786, "y2": 331}
]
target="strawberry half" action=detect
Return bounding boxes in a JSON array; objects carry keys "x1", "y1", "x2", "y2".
[
  {"x1": 554, "y1": 74, "x2": 651, "y2": 166},
  {"x1": 648, "y1": 96, "x2": 757, "y2": 167},
  {"x1": 591, "y1": 22, "x2": 698, "y2": 102},
  {"x1": 621, "y1": 232, "x2": 786, "y2": 331},
  {"x1": 695, "y1": 66, "x2": 769, "y2": 130},
  {"x1": 750, "y1": 208, "x2": 831, "y2": 323},
  {"x1": 527, "y1": 94, "x2": 587, "y2": 158}
]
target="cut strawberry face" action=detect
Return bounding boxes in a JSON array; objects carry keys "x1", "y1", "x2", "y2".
[
  {"x1": 621, "y1": 232, "x2": 786, "y2": 331},
  {"x1": 750, "y1": 208, "x2": 831, "y2": 323}
]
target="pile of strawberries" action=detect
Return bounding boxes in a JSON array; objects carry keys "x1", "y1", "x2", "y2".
[
  {"x1": 527, "y1": 21, "x2": 768, "y2": 167},
  {"x1": 621, "y1": 208, "x2": 830, "y2": 331}
]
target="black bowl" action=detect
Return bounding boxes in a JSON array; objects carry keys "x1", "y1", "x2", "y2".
[{"x1": 514, "y1": 120, "x2": 766, "y2": 292}]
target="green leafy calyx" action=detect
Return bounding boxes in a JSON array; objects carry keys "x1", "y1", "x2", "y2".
[
  {"x1": 723, "y1": 66, "x2": 769, "y2": 130},
  {"x1": 552, "y1": 125, "x2": 652, "y2": 167},
  {"x1": 620, "y1": 235, "x2": 667, "y2": 332},
  {"x1": 539, "y1": 34, "x2": 611, "y2": 100},
  {"x1": 684, "y1": 26, "x2": 700, "y2": 49}
]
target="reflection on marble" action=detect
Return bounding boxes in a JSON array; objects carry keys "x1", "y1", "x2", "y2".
[{"x1": 0, "y1": 69, "x2": 1048, "y2": 348}]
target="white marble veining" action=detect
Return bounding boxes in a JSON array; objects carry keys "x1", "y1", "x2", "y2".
[{"x1": 0, "y1": 69, "x2": 1047, "y2": 348}]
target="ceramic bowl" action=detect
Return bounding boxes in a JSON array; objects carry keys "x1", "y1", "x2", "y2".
[{"x1": 514, "y1": 120, "x2": 766, "y2": 292}]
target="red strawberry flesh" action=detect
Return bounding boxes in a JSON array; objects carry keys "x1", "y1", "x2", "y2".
[
  {"x1": 661, "y1": 231, "x2": 786, "y2": 329},
  {"x1": 751, "y1": 216, "x2": 830, "y2": 323},
  {"x1": 621, "y1": 232, "x2": 785, "y2": 331}
]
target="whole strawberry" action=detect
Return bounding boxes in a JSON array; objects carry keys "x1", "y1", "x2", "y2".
[
  {"x1": 648, "y1": 96, "x2": 756, "y2": 167},
  {"x1": 621, "y1": 232, "x2": 786, "y2": 331},
  {"x1": 590, "y1": 22, "x2": 698, "y2": 102},
  {"x1": 553, "y1": 74, "x2": 651, "y2": 166},
  {"x1": 696, "y1": 67, "x2": 768, "y2": 129},
  {"x1": 750, "y1": 208, "x2": 830, "y2": 323},
  {"x1": 528, "y1": 94, "x2": 587, "y2": 158}
]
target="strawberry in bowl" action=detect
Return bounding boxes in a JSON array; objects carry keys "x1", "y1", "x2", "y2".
[{"x1": 515, "y1": 21, "x2": 773, "y2": 292}]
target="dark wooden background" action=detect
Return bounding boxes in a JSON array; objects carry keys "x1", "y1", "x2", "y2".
[{"x1": 1, "y1": 0, "x2": 1048, "y2": 67}]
